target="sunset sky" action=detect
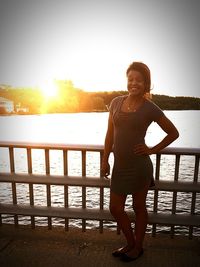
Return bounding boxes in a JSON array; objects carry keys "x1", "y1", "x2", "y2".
[{"x1": 0, "y1": 0, "x2": 200, "y2": 97}]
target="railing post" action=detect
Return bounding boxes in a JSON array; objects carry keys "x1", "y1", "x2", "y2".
[
  {"x1": 63, "y1": 149, "x2": 69, "y2": 231},
  {"x1": 193, "y1": 155, "x2": 199, "y2": 183},
  {"x1": 63, "y1": 149, "x2": 68, "y2": 176},
  {"x1": 152, "y1": 154, "x2": 161, "y2": 237},
  {"x1": 171, "y1": 154, "x2": 180, "y2": 238},
  {"x1": 99, "y1": 151, "x2": 104, "y2": 233},
  {"x1": 99, "y1": 185, "x2": 104, "y2": 233},
  {"x1": 9, "y1": 147, "x2": 15, "y2": 173},
  {"x1": 27, "y1": 148, "x2": 35, "y2": 229},
  {"x1": 189, "y1": 155, "x2": 199, "y2": 238},
  {"x1": 45, "y1": 149, "x2": 52, "y2": 229},
  {"x1": 81, "y1": 150, "x2": 86, "y2": 232},
  {"x1": 9, "y1": 147, "x2": 19, "y2": 226}
]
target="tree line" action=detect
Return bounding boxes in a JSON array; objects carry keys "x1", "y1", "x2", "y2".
[{"x1": 0, "y1": 82, "x2": 199, "y2": 114}]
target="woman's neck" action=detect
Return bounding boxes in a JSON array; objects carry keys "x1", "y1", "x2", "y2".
[
  {"x1": 124, "y1": 94, "x2": 145, "y2": 112},
  {"x1": 127, "y1": 94, "x2": 144, "y2": 103}
]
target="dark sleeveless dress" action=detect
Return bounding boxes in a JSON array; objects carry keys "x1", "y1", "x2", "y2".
[{"x1": 109, "y1": 95, "x2": 164, "y2": 194}]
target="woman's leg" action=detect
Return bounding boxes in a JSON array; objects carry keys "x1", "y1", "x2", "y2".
[
  {"x1": 110, "y1": 191, "x2": 135, "y2": 249},
  {"x1": 126, "y1": 182, "x2": 150, "y2": 257}
]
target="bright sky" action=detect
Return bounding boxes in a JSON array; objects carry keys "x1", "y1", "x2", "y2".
[{"x1": 0, "y1": 0, "x2": 200, "y2": 97}]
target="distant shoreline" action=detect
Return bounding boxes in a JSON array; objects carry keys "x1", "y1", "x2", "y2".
[
  {"x1": 1, "y1": 109, "x2": 200, "y2": 117},
  {"x1": 0, "y1": 86, "x2": 200, "y2": 114}
]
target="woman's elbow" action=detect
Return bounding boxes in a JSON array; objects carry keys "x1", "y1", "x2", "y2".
[{"x1": 172, "y1": 129, "x2": 179, "y2": 141}]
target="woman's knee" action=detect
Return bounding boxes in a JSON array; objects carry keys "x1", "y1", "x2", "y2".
[
  {"x1": 133, "y1": 206, "x2": 147, "y2": 216},
  {"x1": 109, "y1": 192, "x2": 126, "y2": 216},
  {"x1": 109, "y1": 203, "x2": 124, "y2": 216},
  {"x1": 133, "y1": 200, "x2": 147, "y2": 215},
  {"x1": 132, "y1": 184, "x2": 149, "y2": 214}
]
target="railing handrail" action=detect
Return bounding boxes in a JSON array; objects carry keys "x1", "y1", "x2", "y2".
[
  {"x1": 0, "y1": 141, "x2": 104, "y2": 151},
  {"x1": 0, "y1": 141, "x2": 200, "y2": 155}
]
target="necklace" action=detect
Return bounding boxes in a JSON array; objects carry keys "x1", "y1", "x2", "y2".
[
  {"x1": 126, "y1": 97, "x2": 144, "y2": 112},
  {"x1": 127, "y1": 104, "x2": 136, "y2": 112}
]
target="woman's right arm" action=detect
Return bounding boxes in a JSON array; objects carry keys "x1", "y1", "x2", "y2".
[{"x1": 101, "y1": 113, "x2": 114, "y2": 177}]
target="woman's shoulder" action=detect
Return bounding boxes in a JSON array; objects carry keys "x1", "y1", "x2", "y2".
[
  {"x1": 110, "y1": 95, "x2": 126, "y2": 108},
  {"x1": 112, "y1": 95, "x2": 126, "y2": 104},
  {"x1": 143, "y1": 99, "x2": 164, "y2": 121},
  {"x1": 109, "y1": 95, "x2": 126, "y2": 114},
  {"x1": 144, "y1": 99, "x2": 162, "y2": 110}
]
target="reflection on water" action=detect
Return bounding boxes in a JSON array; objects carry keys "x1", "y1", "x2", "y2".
[
  {"x1": 0, "y1": 111, "x2": 199, "y2": 147},
  {"x1": 0, "y1": 111, "x2": 199, "y2": 234}
]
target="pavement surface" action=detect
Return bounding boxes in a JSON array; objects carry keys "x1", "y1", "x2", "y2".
[{"x1": 0, "y1": 225, "x2": 200, "y2": 267}]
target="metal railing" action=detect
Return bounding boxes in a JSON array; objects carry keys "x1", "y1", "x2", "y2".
[{"x1": 0, "y1": 141, "x2": 199, "y2": 238}]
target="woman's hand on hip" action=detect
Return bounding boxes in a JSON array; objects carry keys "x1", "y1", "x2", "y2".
[{"x1": 133, "y1": 144, "x2": 152, "y2": 155}]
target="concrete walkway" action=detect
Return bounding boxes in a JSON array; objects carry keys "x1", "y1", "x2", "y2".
[{"x1": 0, "y1": 225, "x2": 199, "y2": 267}]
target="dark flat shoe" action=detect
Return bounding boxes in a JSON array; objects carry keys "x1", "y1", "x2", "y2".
[
  {"x1": 112, "y1": 247, "x2": 132, "y2": 257},
  {"x1": 120, "y1": 248, "x2": 144, "y2": 262}
]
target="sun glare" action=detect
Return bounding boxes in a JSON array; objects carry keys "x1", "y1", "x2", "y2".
[{"x1": 39, "y1": 80, "x2": 58, "y2": 98}]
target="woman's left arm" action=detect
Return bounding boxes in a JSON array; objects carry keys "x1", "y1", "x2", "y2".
[
  {"x1": 149, "y1": 115, "x2": 179, "y2": 154},
  {"x1": 134, "y1": 115, "x2": 179, "y2": 155}
]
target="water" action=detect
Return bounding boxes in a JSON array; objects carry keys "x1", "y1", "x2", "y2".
[
  {"x1": 0, "y1": 111, "x2": 199, "y2": 234},
  {"x1": 0, "y1": 110, "x2": 199, "y2": 147}
]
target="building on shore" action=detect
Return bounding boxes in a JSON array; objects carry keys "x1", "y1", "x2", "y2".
[
  {"x1": 0, "y1": 97, "x2": 14, "y2": 113},
  {"x1": 15, "y1": 103, "x2": 29, "y2": 113}
]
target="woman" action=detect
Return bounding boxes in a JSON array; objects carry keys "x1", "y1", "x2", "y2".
[{"x1": 101, "y1": 62, "x2": 179, "y2": 262}]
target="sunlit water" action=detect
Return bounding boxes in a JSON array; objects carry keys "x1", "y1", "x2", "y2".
[{"x1": 0, "y1": 111, "x2": 199, "y2": 235}]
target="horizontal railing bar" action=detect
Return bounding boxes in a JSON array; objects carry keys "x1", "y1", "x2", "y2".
[
  {"x1": 0, "y1": 204, "x2": 114, "y2": 221},
  {"x1": 0, "y1": 141, "x2": 200, "y2": 155},
  {"x1": 147, "y1": 212, "x2": 200, "y2": 226},
  {"x1": 0, "y1": 173, "x2": 200, "y2": 192},
  {"x1": 0, "y1": 142, "x2": 104, "y2": 152},
  {"x1": 154, "y1": 180, "x2": 200, "y2": 192},
  {"x1": 0, "y1": 173, "x2": 110, "y2": 187},
  {"x1": 0, "y1": 204, "x2": 199, "y2": 227}
]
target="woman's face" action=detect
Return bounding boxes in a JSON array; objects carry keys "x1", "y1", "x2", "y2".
[{"x1": 127, "y1": 70, "x2": 145, "y2": 97}]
